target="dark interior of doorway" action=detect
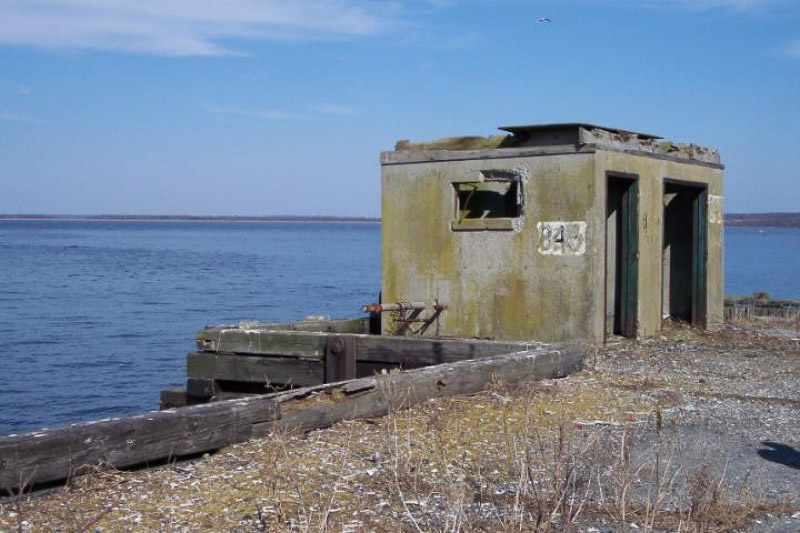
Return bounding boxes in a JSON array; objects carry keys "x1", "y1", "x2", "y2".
[
  {"x1": 662, "y1": 181, "x2": 707, "y2": 325},
  {"x1": 606, "y1": 175, "x2": 638, "y2": 339}
]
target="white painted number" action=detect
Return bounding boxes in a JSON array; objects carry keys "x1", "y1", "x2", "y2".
[{"x1": 538, "y1": 221, "x2": 587, "y2": 256}]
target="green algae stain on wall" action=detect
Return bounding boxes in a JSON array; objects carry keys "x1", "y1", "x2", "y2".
[
  {"x1": 382, "y1": 154, "x2": 599, "y2": 343},
  {"x1": 380, "y1": 127, "x2": 723, "y2": 344},
  {"x1": 381, "y1": 167, "x2": 458, "y2": 335}
]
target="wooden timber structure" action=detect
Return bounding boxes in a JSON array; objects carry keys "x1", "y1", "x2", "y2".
[
  {"x1": 724, "y1": 293, "x2": 800, "y2": 320},
  {"x1": 0, "y1": 334, "x2": 583, "y2": 492},
  {"x1": 0, "y1": 236, "x2": 589, "y2": 496},
  {"x1": 160, "y1": 317, "x2": 560, "y2": 408}
]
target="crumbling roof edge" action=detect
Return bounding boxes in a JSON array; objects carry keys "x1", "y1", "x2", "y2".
[
  {"x1": 380, "y1": 144, "x2": 724, "y2": 169},
  {"x1": 498, "y1": 123, "x2": 663, "y2": 140}
]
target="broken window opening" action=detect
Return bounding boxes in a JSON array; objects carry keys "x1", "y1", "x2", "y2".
[{"x1": 454, "y1": 172, "x2": 522, "y2": 221}]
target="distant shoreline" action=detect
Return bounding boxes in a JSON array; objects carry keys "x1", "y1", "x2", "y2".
[
  {"x1": 0, "y1": 212, "x2": 798, "y2": 227},
  {"x1": 724, "y1": 212, "x2": 800, "y2": 228},
  {"x1": 0, "y1": 214, "x2": 380, "y2": 223}
]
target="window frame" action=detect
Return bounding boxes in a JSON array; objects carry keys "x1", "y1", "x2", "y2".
[{"x1": 451, "y1": 169, "x2": 524, "y2": 231}]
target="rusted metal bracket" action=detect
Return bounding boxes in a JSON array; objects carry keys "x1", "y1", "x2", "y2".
[
  {"x1": 361, "y1": 301, "x2": 449, "y2": 313},
  {"x1": 361, "y1": 301, "x2": 449, "y2": 337}
]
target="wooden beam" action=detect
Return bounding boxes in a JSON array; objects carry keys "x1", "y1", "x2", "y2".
[
  {"x1": 267, "y1": 344, "x2": 584, "y2": 435},
  {"x1": 354, "y1": 335, "x2": 530, "y2": 366},
  {"x1": 187, "y1": 352, "x2": 323, "y2": 388},
  {"x1": 231, "y1": 318, "x2": 368, "y2": 334},
  {"x1": 196, "y1": 329, "x2": 534, "y2": 366},
  {"x1": 159, "y1": 388, "x2": 188, "y2": 410},
  {"x1": 195, "y1": 319, "x2": 368, "y2": 354},
  {"x1": 1, "y1": 343, "x2": 584, "y2": 492},
  {"x1": 186, "y1": 378, "x2": 219, "y2": 399},
  {"x1": 196, "y1": 329, "x2": 325, "y2": 357},
  {"x1": 0, "y1": 396, "x2": 277, "y2": 491}
]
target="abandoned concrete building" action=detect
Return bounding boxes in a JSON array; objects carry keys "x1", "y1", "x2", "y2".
[{"x1": 380, "y1": 123, "x2": 724, "y2": 344}]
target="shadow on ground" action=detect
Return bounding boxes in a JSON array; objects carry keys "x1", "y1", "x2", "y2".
[{"x1": 758, "y1": 441, "x2": 800, "y2": 470}]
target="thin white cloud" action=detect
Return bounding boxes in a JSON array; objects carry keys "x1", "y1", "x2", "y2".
[
  {"x1": 425, "y1": 0, "x2": 458, "y2": 7},
  {"x1": 606, "y1": 0, "x2": 788, "y2": 10},
  {"x1": 13, "y1": 84, "x2": 32, "y2": 95},
  {"x1": 0, "y1": 111, "x2": 43, "y2": 124},
  {"x1": 0, "y1": 0, "x2": 400, "y2": 57},
  {"x1": 203, "y1": 102, "x2": 362, "y2": 120},
  {"x1": 317, "y1": 104, "x2": 357, "y2": 116},
  {"x1": 202, "y1": 103, "x2": 297, "y2": 121},
  {"x1": 786, "y1": 40, "x2": 800, "y2": 59}
]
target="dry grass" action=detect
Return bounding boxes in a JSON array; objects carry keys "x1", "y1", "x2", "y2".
[{"x1": 1, "y1": 320, "x2": 798, "y2": 532}]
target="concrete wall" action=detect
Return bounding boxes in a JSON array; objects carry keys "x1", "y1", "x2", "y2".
[
  {"x1": 381, "y1": 148, "x2": 724, "y2": 344},
  {"x1": 593, "y1": 150, "x2": 725, "y2": 338},
  {"x1": 381, "y1": 152, "x2": 600, "y2": 343}
]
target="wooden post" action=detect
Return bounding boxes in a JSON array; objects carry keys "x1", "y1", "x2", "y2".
[{"x1": 325, "y1": 335, "x2": 357, "y2": 382}]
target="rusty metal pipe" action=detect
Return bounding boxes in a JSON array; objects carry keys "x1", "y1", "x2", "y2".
[{"x1": 361, "y1": 302, "x2": 448, "y2": 313}]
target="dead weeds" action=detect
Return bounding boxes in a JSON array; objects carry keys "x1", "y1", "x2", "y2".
[{"x1": 1, "y1": 320, "x2": 798, "y2": 532}]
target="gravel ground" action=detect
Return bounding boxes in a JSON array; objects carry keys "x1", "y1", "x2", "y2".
[{"x1": 1, "y1": 317, "x2": 798, "y2": 532}]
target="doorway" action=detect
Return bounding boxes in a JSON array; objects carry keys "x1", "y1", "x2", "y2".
[
  {"x1": 662, "y1": 180, "x2": 707, "y2": 326},
  {"x1": 605, "y1": 174, "x2": 639, "y2": 339}
]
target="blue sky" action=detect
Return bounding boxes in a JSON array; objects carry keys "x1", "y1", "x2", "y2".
[{"x1": 0, "y1": 0, "x2": 798, "y2": 216}]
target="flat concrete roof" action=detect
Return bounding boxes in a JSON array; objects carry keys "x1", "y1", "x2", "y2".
[
  {"x1": 384, "y1": 122, "x2": 721, "y2": 168},
  {"x1": 498, "y1": 123, "x2": 662, "y2": 140}
]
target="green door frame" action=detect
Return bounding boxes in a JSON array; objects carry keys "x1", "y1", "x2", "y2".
[
  {"x1": 621, "y1": 179, "x2": 640, "y2": 337},
  {"x1": 692, "y1": 188, "x2": 708, "y2": 326},
  {"x1": 607, "y1": 173, "x2": 639, "y2": 338},
  {"x1": 663, "y1": 179, "x2": 708, "y2": 328}
]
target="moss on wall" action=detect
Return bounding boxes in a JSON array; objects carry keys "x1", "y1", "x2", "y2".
[
  {"x1": 382, "y1": 154, "x2": 597, "y2": 343},
  {"x1": 381, "y1": 148, "x2": 723, "y2": 343}
]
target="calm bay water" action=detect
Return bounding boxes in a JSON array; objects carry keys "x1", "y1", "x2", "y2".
[
  {"x1": 0, "y1": 221, "x2": 797, "y2": 434},
  {"x1": 0, "y1": 221, "x2": 380, "y2": 434},
  {"x1": 724, "y1": 226, "x2": 800, "y2": 299}
]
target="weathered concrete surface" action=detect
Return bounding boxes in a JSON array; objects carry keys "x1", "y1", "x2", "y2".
[
  {"x1": 382, "y1": 152, "x2": 597, "y2": 343},
  {"x1": 593, "y1": 149, "x2": 725, "y2": 339},
  {"x1": 380, "y1": 123, "x2": 724, "y2": 344}
]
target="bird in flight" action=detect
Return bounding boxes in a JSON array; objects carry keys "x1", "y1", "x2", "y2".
[{"x1": 537, "y1": 17, "x2": 552, "y2": 23}]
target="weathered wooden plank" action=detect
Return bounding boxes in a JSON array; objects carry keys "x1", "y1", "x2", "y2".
[
  {"x1": 0, "y1": 396, "x2": 277, "y2": 491},
  {"x1": 186, "y1": 378, "x2": 219, "y2": 399},
  {"x1": 274, "y1": 345, "x2": 584, "y2": 434},
  {"x1": 232, "y1": 318, "x2": 369, "y2": 334},
  {"x1": 2, "y1": 342, "x2": 584, "y2": 492},
  {"x1": 196, "y1": 329, "x2": 534, "y2": 366},
  {"x1": 196, "y1": 329, "x2": 325, "y2": 357},
  {"x1": 354, "y1": 335, "x2": 532, "y2": 365},
  {"x1": 325, "y1": 335, "x2": 357, "y2": 382},
  {"x1": 187, "y1": 352, "x2": 324, "y2": 387},
  {"x1": 159, "y1": 388, "x2": 188, "y2": 410},
  {"x1": 196, "y1": 319, "x2": 368, "y2": 354}
]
